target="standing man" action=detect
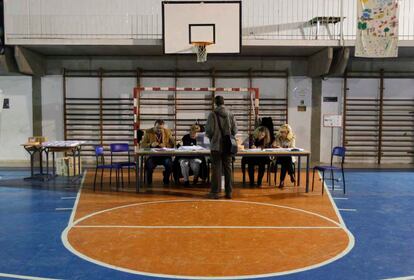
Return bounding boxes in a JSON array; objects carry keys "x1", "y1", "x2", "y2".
[
  {"x1": 141, "y1": 119, "x2": 175, "y2": 185},
  {"x1": 205, "y1": 96, "x2": 238, "y2": 199}
]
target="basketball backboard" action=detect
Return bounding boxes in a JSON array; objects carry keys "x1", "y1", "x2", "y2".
[{"x1": 162, "y1": 1, "x2": 241, "y2": 55}]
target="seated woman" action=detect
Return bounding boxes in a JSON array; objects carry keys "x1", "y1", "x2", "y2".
[
  {"x1": 244, "y1": 126, "x2": 272, "y2": 187},
  {"x1": 178, "y1": 124, "x2": 203, "y2": 186},
  {"x1": 273, "y1": 124, "x2": 296, "y2": 188}
]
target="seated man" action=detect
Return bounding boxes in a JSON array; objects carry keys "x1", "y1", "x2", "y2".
[{"x1": 141, "y1": 119, "x2": 175, "y2": 185}]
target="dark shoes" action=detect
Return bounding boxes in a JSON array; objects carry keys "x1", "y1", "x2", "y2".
[
  {"x1": 184, "y1": 181, "x2": 190, "y2": 187},
  {"x1": 278, "y1": 180, "x2": 285, "y2": 189},
  {"x1": 290, "y1": 174, "x2": 296, "y2": 183},
  {"x1": 193, "y1": 176, "x2": 199, "y2": 185},
  {"x1": 225, "y1": 193, "x2": 232, "y2": 199},
  {"x1": 206, "y1": 193, "x2": 220, "y2": 199}
]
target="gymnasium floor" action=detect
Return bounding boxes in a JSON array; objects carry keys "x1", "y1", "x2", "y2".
[{"x1": 0, "y1": 169, "x2": 413, "y2": 280}]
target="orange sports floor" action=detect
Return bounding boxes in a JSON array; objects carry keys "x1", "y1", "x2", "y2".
[{"x1": 64, "y1": 169, "x2": 353, "y2": 278}]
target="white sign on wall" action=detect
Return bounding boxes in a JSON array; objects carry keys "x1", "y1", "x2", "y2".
[{"x1": 323, "y1": 114, "x2": 342, "y2": 127}]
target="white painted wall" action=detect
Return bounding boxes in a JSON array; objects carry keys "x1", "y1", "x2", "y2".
[
  {"x1": 321, "y1": 78, "x2": 343, "y2": 163},
  {"x1": 288, "y1": 77, "x2": 312, "y2": 152},
  {"x1": 321, "y1": 78, "x2": 414, "y2": 164},
  {"x1": 42, "y1": 75, "x2": 63, "y2": 141},
  {"x1": 0, "y1": 76, "x2": 33, "y2": 162}
]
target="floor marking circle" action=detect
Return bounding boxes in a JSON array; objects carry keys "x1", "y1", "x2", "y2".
[{"x1": 62, "y1": 199, "x2": 355, "y2": 279}]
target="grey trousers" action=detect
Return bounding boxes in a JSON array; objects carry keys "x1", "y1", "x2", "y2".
[
  {"x1": 210, "y1": 151, "x2": 232, "y2": 195},
  {"x1": 179, "y1": 158, "x2": 202, "y2": 181}
]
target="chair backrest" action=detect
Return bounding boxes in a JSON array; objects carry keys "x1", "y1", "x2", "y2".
[
  {"x1": 109, "y1": 143, "x2": 130, "y2": 163},
  {"x1": 95, "y1": 145, "x2": 105, "y2": 165},
  {"x1": 331, "y1": 146, "x2": 346, "y2": 166},
  {"x1": 110, "y1": 143, "x2": 129, "y2": 153},
  {"x1": 95, "y1": 145, "x2": 104, "y2": 156}
]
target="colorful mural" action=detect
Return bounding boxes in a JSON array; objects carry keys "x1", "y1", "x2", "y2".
[{"x1": 355, "y1": 0, "x2": 398, "y2": 57}]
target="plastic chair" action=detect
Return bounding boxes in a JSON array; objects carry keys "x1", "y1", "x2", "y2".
[
  {"x1": 312, "y1": 146, "x2": 346, "y2": 195},
  {"x1": 109, "y1": 143, "x2": 137, "y2": 189},
  {"x1": 93, "y1": 146, "x2": 118, "y2": 191}
]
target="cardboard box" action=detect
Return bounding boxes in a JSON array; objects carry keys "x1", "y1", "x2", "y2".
[{"x1": 56, "y1": 157, "x2": 81, "y2": 176}]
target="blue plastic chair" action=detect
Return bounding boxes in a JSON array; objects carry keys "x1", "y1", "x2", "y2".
[
  {"x1": 312, "y1": 146, "x2": 346, "y2": 195},
  {"x1": 109, "y1": 143, "x2": 136, "y2": 188},
  {"x1": 93, "y1": 146, "x2": 118, "y2": 191}
]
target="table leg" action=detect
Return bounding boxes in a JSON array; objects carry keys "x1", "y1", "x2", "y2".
[
  {"x1": 135, "y1": 155, "x2": 140, "y2": 193},
  {"x1": 78, "y1": 146, "x2": 81, "y2": 176},
  {"x1": 30, "y1": 151, "x2": 34, "y2": 178},
  {"x1": 297, "y1": 156, "x2": 301, "y2": 187},
  {"x1": 140, "y1": 156, "x2": 144, "y2": 191},
  {"x1": 45, "y1": 149, "x2": 49, "y2": 179},
  {"x1": 52, "y1": 151, "x2": 56, "y2": 177},
  {"x1": 39, "y1": 148, "x2": 44, "y2": 175},
  {"x1": 73, "y1": 149, "x2": 76, "y2": 178},
  {"x1": 306, "y1": 154, "x2": 310, "y2": 193}
]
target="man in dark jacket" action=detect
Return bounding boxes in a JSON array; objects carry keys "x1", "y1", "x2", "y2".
[{"x1": 205, "y1": 95, "x2": 238, "y2": 199}]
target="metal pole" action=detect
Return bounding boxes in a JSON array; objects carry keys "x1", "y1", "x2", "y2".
[
  {"x1": 378, "y1": 69, "x2": 385, "y2": 165},
  {"x1": 342, "y1": 70, "x2": 348, "y2": 148},
  {"x1": 174, "y1": 69, "x2": 178, "y2": 144},
  {"x1": 211, "y1": 68, "x2": 216, "y2": 111},
  {"x1": 248, "y1": 68, "x2": 253, "y2": 135},
  {"x1": 285, "y1": 69, "x2": 289, "y2": 124},
  {"x1": 63, "y1": 68, "x2": 67, "y2": 141},
  {"x1": 340, "y1": 0, "x2": 344, "y2": 45},
  {"x1": 99, "y1": 68, "x2": 103, "y2": 145}
]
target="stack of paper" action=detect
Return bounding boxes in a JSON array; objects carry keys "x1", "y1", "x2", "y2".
[
  {"x1": 178, "y1": 145, "x2": 206, "y2": 151},
  {"x1": 151, "y1": 148, "x2": 176, "y2": 152}
]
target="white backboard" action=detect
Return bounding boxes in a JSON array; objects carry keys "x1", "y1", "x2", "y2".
[{"x1": 162, "y1": 1, "x2": 241, "y2": 54}]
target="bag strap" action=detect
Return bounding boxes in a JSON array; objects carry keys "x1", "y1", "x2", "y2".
[{"x1": 214, "y1": 111, "x2": 226, "y2": 137}]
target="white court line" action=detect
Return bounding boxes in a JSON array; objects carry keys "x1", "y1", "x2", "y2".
[
  {"x1": 0, "y1": 272, "x2": 59, "y2": 280},
  {"x1": 333, "y1": 197, "x2": 349, "y2": 200},
  {"x1": 383, "y1": 276, "x2": 414, "y2": 280},
  {"x1": 61, "y1": 197, "x2": 356, "y2": 280},
  {"x1": 61, "y1": 197, "x2": 76, "y2": 200},
  {"x1": 55, "y1": 208, "x2": 73, "y2": 211},
  {"x1": 68, "y1": 170, "x2": 86, "y2": 226},
  {"x1": 73, "y1": 225, "x2": 341, "y2": 230},
  {"x1": 338, "y1": 209, "x2": 357, "y2": 212}
]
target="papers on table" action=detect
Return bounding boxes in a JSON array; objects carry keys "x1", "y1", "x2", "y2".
[
  {"x1": 243, "y1": 148, "x2": 262, "y2": 152},
  {"x1": 42, "y1": 140, "x2": 87, "y2": 147},
  {"x1": 263, "y1": 148, "x2": 304, "y2": 152},
  {"x1": 178, "y1": 145, "x2": 206, "y2": 151},
  {"x1": 151, "y1": 147, "x2": 176, "y2": 152}
]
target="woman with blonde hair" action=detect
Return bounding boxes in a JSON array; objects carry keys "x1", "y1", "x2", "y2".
[
  {"x1": 273, "y1": 124, "x2": 296, "y2": 188},
  {"x1": 244, "y1": 126, "x2": 272, "y2": 187}
]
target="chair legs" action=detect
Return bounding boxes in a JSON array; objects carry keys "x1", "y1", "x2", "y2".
[
  {"x1": 93, "y1": 168, "x2": 98, "y2": 191},
  {"x1": 331, "y1": 169, "x2": 335, "y2": 191},
  {"x1": 312, "y1": 168, "x2": 315, "y2": 192},
  {"x1": 342, "y1": 168, "x2": 346, "y2": 194},
  {"x1": 109, "y1": 168, "x2": 112, "y2": 186},
  {"x1": 322, "y1": 171, "x2": 325, "y2": 195},
  {"x1": 100, "y1": 168, "x2": 104, "y2": 190},
  {"x1": 241, "y1": 162, "x2": 246, "y2": 185}
]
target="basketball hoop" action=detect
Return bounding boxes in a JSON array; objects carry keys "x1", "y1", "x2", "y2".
[{"x1": 192, "y1": 41, "x2": 213, "y2": 63}]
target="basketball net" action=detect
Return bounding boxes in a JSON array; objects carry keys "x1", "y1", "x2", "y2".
[{"x1": 192, "y1": 42, "x2": 213, "y2": 63}]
